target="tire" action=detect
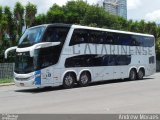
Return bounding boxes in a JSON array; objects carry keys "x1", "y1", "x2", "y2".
[
  {"x1": 63, "y1": 73, "x2": 75, "y2": 89},
  {"x1": 137, "y1": 69, "x2": 144, "y2": 80},
  {"x1": 78, "y1": 72, "x2": 91, "y2": 87},
  {"x1": 129, "y1": 69, "x2": 137, "y2": 80}
]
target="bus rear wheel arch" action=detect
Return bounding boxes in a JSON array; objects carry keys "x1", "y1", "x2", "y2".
[
  {"x1": 63, "y1": 72, "x2": 76, "y2": 89},
  {"x1": 78, "y1": 71, "x2": 91, "y2": 87},
  {"x1": 137, "y1": 68, "x2": 145, "y2": 80}
]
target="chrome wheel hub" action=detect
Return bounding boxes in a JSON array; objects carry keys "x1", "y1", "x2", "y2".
[
  {"x1": 81, "y1": 75, "x2": 88, "y2": 84},
  {"x1": 65, "y1": 75, "x2": 73, "y2": 86}
]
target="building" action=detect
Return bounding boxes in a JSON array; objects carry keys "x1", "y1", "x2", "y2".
[{"x1": 98, "y1": 0, "x2": 127, "y2": 19}]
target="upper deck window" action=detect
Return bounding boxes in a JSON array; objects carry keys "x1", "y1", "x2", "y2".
[
  {"x1": 18, "y1": 26, "x2": 46, "y2": 48},
  {"x1": 42, "y1": 27, "x2": 70, "y2": 43},
  {"x1": 18, "y1": 25, "x2": 70, "y2": 48}
]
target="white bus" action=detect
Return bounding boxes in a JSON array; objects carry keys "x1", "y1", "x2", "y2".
[{"x1": 5, "y1": 24, "x2": 156, "y2": 88}]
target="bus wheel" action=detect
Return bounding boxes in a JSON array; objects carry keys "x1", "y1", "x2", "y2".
[
  {"x1": 78, "y1": 72, "x2": 91, "y2": 87},
  {"x1": 129, "y1": 69, "x2": 137, "y2": 80},
  {"x1": 137, "y1": 69, "x2": 144, "y2": 80},
  {"x1": 63, "y1": 73, "x2": 75, "y2": 89}
]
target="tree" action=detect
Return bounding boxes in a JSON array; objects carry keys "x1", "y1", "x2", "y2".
[
  {"x1": 81, "y1": 5, "x2": 120, "y2": 28},
  {"x1": 47, "y1": 4, "x2": 65, "y2": 23},
  {"x1": 25, "y1": 2, "x2": 37, "y2": 28},
  {"x1": 156, "y1": 37, "x2": 160, "y2": 60},
  {"x1": 156, "y1": 27, "x2": 160, "y2": 39},
  {"x1": 14, "y1": 2, "x2": 24, "y2": 38},
  {"x1": 4, "y1": 6, "x2": 16, "y2": 46},
  {"x1": 117, "y1": 17, "x2": 128, "y2": 30},
  {"x1": 81, "y1": 5, "x2": 107, "y2": 27},
  {"x1": 63, "y1": 0, "x2": 88, "y2": 24},
  {"x1": 34, "y1": 14, "x2": 47, "y2": 25},
  {"x1": 137, "y1": 20, "x2": 146, "y2": 33},
  {"x1": 0, "y1": 6, "x2": 3, "y2": 44},
  {"x1": 0, "y1": 6, "x2": 8, "y2": 45},
  {"x1": 144, "y1": 22, "x2": 157, "y2": 37}
]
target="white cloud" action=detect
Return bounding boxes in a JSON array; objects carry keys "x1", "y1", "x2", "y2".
[
  {"x1": 127, "y1": 0, "x2": 142, "y2": 10},
  {"x1": 145, "y1": 9, "x2": 160, "y2": 22}
]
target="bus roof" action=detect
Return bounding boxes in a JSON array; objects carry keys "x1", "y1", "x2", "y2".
[
  {"x1": 28, "y1": 23, "x2": 71, "y2": 30},
  {"x1": 30, "y1": 24, "x2": 154, "y2": 37},
  {"x1": 71, "y1": 24, "x2": 154, "y2": 37}
]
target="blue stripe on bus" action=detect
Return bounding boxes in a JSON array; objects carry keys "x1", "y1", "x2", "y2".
[{"x1": 35, "y1": 70, "x2": 41, "y2": 85}]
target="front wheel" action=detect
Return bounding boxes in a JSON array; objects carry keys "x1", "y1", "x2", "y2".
[
  {"x1": 63, "y1": 73, "x2": 75, "y2": 89},
  {"x1": 129, "y1": 69, "x2": 137, "y2": 80},
  {"x1": 78, "y1": 72, "x2": 91, "y2": 87}
]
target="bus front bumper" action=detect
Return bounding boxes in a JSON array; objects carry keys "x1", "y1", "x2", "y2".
[{"x1": 14, "y1": 77, "x2": 35, "y2": 87}]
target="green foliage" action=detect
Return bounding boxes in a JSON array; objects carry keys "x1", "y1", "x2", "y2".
[
  {"x1": 25, "y1": 2, "x2": 37, "y2": 28},
  {"x1": 47, "y1": 4, "x2": 65, "y2": 23},
  {"x1": 34, "y1": 14, "x2": 47, "y2": 25},
  {"x1": 0, "y1": 9, "x2": 8, "y2": 45},
  {"x1": 156, "y1": 37, "x2": 160, "y2": 60},
  {"x1": 63, "y1": 0, "x2": 88, "y2": 24},
  {"x1": 0, "y1": 78, "x2": 13, "y2": 84},
  {"x1": 14, "y1": 2, "x2": 24, "y2": 37},
  {"x1": 81, "y1": 5, "x2": 108, "y2": 27}
]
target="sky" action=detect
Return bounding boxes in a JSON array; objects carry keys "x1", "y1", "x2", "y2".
[{"x1": 0, "y1": 0, "x2": 160, "y2": 23}]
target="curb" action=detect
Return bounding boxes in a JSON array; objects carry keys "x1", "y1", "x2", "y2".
[{"x1": 0, "y1": 83, "x2": 15, "y2": 87}]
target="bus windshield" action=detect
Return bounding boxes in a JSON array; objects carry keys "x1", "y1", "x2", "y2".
[
  {"x1": 18, "y1": 26, "x2": 46, "y2": 48},
  {"x1": 15, "y1": 52, "x2": 34, "y2": 74}
]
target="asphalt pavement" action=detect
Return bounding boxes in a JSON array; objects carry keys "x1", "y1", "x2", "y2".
[{"x1": 0, "y1": 73, "x2": 160, "y2": 113}]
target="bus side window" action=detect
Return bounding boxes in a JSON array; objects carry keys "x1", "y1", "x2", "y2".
[
  {"x1": 102, "y1": 55, "x2": 109, "y2": 66},
  {"x1": 143, "y1": 37, "x2": 154, "y2": 47},
  {"x1": 119, "y1": 34, "x2": 132, "y2": 46},
  {"x1": 43, "y1": 28, "x2": 54, "y2": 42},
  {"x1": 149, "y1": 56, "x2": 155, "y2": 64},
  {"x1": 69, "y1": 29, "x2": 88, "y2": 46},
  {"x1": 108, "y1": 55, "x2": 116, "y2": 66},
  {"x1": 116, "y1": 55, "x2": 131, "y2": 65},
  {"x1": 89, "y1": 30, "x2": 103, "y2": 44},
  {"x1": 131, "y1": 35, "x2": 141, "y2": 46},
  {"x1": 43, "y1": 27, "x2": 69, "y2": 43},
  {"x1": 107, "y1": 35, "x2": 114, "y2": 44},
  {"x1": 103, "y1": 32, "x2": 115, "y2": 44}
]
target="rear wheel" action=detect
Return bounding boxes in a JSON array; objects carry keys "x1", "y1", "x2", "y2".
[
  {"x1": 129, "y1": 69, "x2": 137, "y2": 80},
  {"x1": 137, "y1": 69, "x2": 144, "y2": 80},
  {"x1": 78, "y1": 72, "x2": 90, "y2": 87},
  {"x1": 63, "y1": 73, "x2": 75, "y2": 89}
]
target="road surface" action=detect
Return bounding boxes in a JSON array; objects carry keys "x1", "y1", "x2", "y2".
[{"x1": 0, "y1": 73, "x2": 160, "y2": 113}]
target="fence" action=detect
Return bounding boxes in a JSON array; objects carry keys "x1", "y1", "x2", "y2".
[{"x1": 0, "y1": 63, "x2": 14, "y2": 79}]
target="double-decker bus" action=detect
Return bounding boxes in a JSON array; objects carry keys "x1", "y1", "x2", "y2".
[{"x1": 5, "y1": 24, "x2": 156, "y2": 88}]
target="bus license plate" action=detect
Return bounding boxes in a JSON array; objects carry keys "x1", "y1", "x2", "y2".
[{"x1": 20, "y1": 83, "x2": 24, "y2": 86}]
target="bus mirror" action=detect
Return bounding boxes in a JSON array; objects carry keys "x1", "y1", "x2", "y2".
[
  {"x1": 4, "y1": 46, "x2": 17, "y2": 59},
  {"x1": 51, "y1": 42, "x2": 61, "y2": 46},
  {"x1": 35, "y1": 42, "x2": 61, "y2": 49}
]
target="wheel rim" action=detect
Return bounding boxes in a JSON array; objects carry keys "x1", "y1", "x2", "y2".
[
  {"x1": 80, "y1": 74, "x2": 88, "y2": 84},
  {"x1": 64, "y1": 75, "x2": 73, "y2": 86}
]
